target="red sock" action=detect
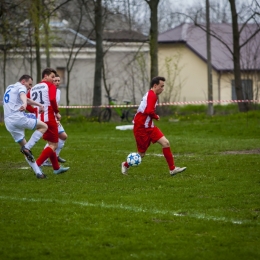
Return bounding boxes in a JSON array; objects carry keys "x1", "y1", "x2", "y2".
[
  {"x1": 36, "y1": 147, "x2": 54, "y2": 166},
  {"x1": 124, "y1": 162, "x2": 129, "y2": 168},
  {"x1": 49, "y1": 151, "x2": 60, "y2": 170},
  {"x1": 162, "y1": 147, "x2": 175, "y2": 171}
]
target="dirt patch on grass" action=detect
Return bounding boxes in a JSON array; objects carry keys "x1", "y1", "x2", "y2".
[{"x1": 222, "y1": 149, "x2": 260, "y2": 155}]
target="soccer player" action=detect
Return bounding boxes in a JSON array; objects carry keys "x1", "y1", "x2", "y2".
[
  {"x1": 3, "y1": 74, "x2": 48, "y2": 179},
  {"x1": 121, "y1": 76, "x2": 187, "y2": 176},
  {"x1": 27, "y1": 68, "x2": 70, "y2": 174},
  {"x1": 42, "y1": 74, "x2": 68, "y2": 166}
]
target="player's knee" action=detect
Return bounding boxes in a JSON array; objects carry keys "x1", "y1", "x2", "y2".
[
  {"x1": 60, "y1": 132, "x2": 68, "y2": 140},
  {"x1": 49, "y1": 143, "x2": 58, "y2": 150},
  {"x1": 37, "y1": 121, "x2": 48, "y2": 133},
  {"x1": 162, "y1": 139, "x2": 170, "y2": 148}
]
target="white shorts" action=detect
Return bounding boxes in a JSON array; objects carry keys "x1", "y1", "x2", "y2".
[
  {"x1": 58, "y1": 122, "x2": 65, "y2": 134},
  {"x1": 4, "y1": 112, "x2": 37, "y2": 143}
]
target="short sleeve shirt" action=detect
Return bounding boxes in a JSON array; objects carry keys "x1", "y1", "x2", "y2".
[{"x1": 3, "y1": 82, "x2": 27, "y2": 118}]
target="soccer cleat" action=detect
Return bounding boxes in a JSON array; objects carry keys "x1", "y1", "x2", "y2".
[
  {"x1": 170, "y1": 167, "x2": 187, "y2": 176},
  {"x1": 58, "y1": 156, "x2": 66, "y2": 163},
  {"x1": 21, "y1": 146, "x2": 35, "y2": 162},
  {"x1": 36, "y1": 173, "x2": 47, "y2": 179},
  {"x1": 41, "y1": 160, "x2": 52, "y2": 167},
  {"x1": 121, "y1": 162, "x2": 129, "y2": 175},
  {"x1": 53, "y1": 166, "x2": 70, "y2": 175}
]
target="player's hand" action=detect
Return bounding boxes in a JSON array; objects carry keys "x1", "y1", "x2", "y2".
[
  {"x1": 56, "y1": 112, "x2": 61, "y2": 121},
  {"x1": 156, "y1": 115, "x2": 160, "y2": 120},
  {"x1": 19, "y1": 104, "x2": 26, "y2": 111},
  {"x1": 39, "y1": 105, "x2": 44, "y2": 114}
]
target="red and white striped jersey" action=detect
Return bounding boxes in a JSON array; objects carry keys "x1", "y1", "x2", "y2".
[
  {"x1": 133, "y1": 90, "x2": 159, "y2": 128},
  {"x1": 27, "y1": 81, "x2": 59, "y2": 122}
]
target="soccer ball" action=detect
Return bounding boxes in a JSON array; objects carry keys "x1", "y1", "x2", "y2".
[{"x1": 127, "y1": 152, "x2": 141, "y2": 167}]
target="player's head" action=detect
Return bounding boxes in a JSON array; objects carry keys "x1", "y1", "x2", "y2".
[
  {"x1": 19, "y1": 74, "x2": 33, "y2": 90},
  {"x1": 42, "y1": 68, "x2": 57, "y2": 83},
  {"x1": 54, "y1": 74, "x2": 61, "y2": 88},
  {"x1": 150, "y1": 76, "x2": 165, "y2": 95}
]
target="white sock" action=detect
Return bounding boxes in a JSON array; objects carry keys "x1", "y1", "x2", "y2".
[
  {"x1": 24, "y1": 130, "x2": 43, "y2": 150},
  {"x1": 25, "y1": 157, "x2": 42, "y2": 175},
  {"x1": 56, "y1": 139, "x2": 65, "y2": 156}
]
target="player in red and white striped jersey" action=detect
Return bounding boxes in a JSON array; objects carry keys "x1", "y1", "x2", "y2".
[
  {"x1": 41, "y1": 74, "x2": 68, "y2": 166},
  {"x1": 121, "y1": 76, "x2": 186, "y2": 176},
  {"x1": 27, "y1": 68, "x2": 69, "y2": 175}
]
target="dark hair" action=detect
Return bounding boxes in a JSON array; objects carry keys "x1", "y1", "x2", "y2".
[
  {"x1": 19, "y1": 74, "x2": 33, "y2": 82},
  {"x1": 55, "y1": 73, "x2": 60, "y2": 77},
  {"x1": 150, "y1": 76, "x2": 166, "y2": 88},
  {"x1": 42, "y1": 68, "x2": 57, "y2": 79}
]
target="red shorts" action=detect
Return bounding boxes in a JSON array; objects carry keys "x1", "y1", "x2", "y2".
[
  {"x1": 134, "y1": 126, "x2": 164, "y2": 153},
  {"x1": 43, "y1": 120, "x2": 59, "y2": 143}
]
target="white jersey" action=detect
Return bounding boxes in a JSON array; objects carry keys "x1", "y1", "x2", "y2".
[
  {"x1": 3, "y1": 82, "x2": 27, "y2": 118},
  {"x1": 56, "y1": 89, "x2": 61, "y2": 104}
]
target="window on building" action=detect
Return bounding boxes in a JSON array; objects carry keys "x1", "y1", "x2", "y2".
[
  {"x1": 56, "y1": 67, "x2": 66, "y2": 87},
  {"x1": 231, "y1": 79, "x2": 253, "y2": 100}
]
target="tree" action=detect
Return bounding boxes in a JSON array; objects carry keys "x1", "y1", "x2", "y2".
[
  {"x1": 228, "y1": 0, "x2": 260, "y2": 112},
  {"x1": 180, "y1": 0, "x2": 260, "y2": 112},
  {"x1": 27, "y1": 0, "x2": 72, "y2": 82},
  {"x1": 144, "y1": 0, "x2": 160, "y2": 80},
  {"x1": 160, "y1": 53, "x2": 186, "y2": 104},
  {"x1": 0, "y1": 0, "x2": 27, "y2": 91},
  {"x1": 29, "y1": 0, "x2": 42, "y2": 82},
  {"x1": 57, "y1": 0, "x2": 95, "y2": 110}
]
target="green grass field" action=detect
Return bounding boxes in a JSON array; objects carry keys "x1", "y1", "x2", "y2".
[{"x1": 0, "y1": 111, "x2": 260, "y2": 259}]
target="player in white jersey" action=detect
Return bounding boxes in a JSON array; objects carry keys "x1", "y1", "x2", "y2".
[
  {"x1": 42, "y1": 74, "x2": 68, "y2": 166},
  {"x1": 3, "y1": 75, "x2": 48, "y2": 179}
]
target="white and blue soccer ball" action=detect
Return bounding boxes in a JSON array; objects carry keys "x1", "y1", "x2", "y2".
[{"x1": 127, "y1": 152, "x2": 142, "y2": 167}]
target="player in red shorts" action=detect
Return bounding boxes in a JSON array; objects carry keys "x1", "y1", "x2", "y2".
[
  {"x1": 27, "y1": 68, "x2": 69, "y2": 174},
  {"x1": 121, "y1": 76, "x2": 186, "y2": 176}
]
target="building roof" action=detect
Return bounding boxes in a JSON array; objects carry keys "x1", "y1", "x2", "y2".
[
  {"x1": 158, "y1": 23, "x2": 260, "y2": 72},
  {"x1": 81, "y1": 29, "x2": 148, "y2": 43},
  {"x1": 103, "y1": 30, "x2": 148, "y2": 42}
]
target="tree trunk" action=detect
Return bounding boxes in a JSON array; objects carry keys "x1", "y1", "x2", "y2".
[
  {"x1": 145, "y1": 0, "x2": 160, "y2": 81},
  {"x1": 91, "y1": 0, "x2": 103, "y2": 117},
  {"x1": 3, "y1": 49, "x2": 6, "y2": 91},
  {"x1": 31, "y1": 0, "x2": 42, "y2": 83},
  {"x1": 229, "y1": 0, "x2": 249, "y2": 112}
]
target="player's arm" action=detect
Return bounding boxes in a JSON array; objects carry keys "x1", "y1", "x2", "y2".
[
  {"x1": 49, "y1": 84, "x2": 61, "y2": 120},
  {"x1": 19, "y1": 92, "x2": 27, "y2": 111},
  {"x1": 144, "y1": 93, "x2": 159, "y2": 120},
  {"x1": 27, "y1": 98, "x2": 44, "y2": 113},
  {"x1": 25, "y1": 90, "x2": 36, "y2": 113}
]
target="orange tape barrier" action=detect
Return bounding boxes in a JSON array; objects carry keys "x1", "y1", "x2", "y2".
[{"x1": 58, "y1": 99, "x2": 259, "y2": 109}]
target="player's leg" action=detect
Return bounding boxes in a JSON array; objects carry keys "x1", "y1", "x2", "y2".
[
  {"x1": 22, "y1": 117, "x2": 48, "y2": 152},
  {"x1": 42, "y1": 123, "x2": 67, "y2": 165},
  {"x1": 121, "y1": 128, "x2": 149, "y2": 175},
  {"x1": 48, "y1": 142, "x2": 70, "y2": 174},
  {"x1": 36, "y1": 122, "x2": 70, "y2": 174},
  {"x1": 6, "y1": 121, "x2": 47, "y2": 179},
  {"x1": 41, "y1": 142, "x2": 52, "y2": 166},
  {"x1": 155, "y1": 128, "x2": 186, "y2": 176},
  {"x1": 41, "y1": 130, "x2": 67, "y2": 166},
  {"x1": 20, "y1": 143, "x2": 47, "y2": 179},
  {"x1": 56, "y1": 124, "x2": 67, "y2": 163},
  {"x1": 18, "y1": 138, "x2": 47, "y2": 179},
  {"x1": 36, "y1": 121, "x2": 59, "y2": 167}
]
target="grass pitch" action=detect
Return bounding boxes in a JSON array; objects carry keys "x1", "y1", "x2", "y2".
[{"x1": 0, "y1": 111, "x2": 260, "y2": 259}]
